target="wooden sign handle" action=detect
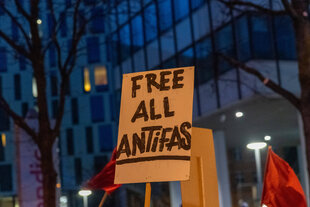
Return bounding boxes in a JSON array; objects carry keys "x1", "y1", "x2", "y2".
[
  {"x1": 144, "y1": 182, "x2": 152, "y2": 207},
  {"x1": 98, "y1": 192, "x2": 108, "y2": 207}
]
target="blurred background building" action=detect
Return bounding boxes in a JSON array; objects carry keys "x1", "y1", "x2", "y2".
[{"x1": 0, "y1": 0, "x2": 306, "y2": 207}]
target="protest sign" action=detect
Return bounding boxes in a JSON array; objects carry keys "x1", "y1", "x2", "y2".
[{"x1": 115, "y1": 67, "x2": 194, "y2": 184}]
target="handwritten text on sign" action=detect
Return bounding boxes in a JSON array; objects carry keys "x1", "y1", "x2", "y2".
[{"x1": 115, "y1": 67, "x2": 195, "y2": 184}]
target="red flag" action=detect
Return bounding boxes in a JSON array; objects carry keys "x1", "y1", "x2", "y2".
[
  {"x1": 86, "y1": 148, "x2": 121, "y2": 194},
  {"x1": 261, "y1": 147, "x2": 307, "y2": 207}
]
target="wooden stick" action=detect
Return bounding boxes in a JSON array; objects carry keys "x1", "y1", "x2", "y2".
[
  {"x1": 144, "y1": 182, "x2": 152, "y2": 207},
  {"x1": 98, "y1": 192, "x2": 108, "y2": 207}
]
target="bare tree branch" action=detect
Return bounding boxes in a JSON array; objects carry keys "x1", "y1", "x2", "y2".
[
  {"x1": 0, "y1": 97, "x2": 38, "y2": 142},
  {"x1": 14, "y1": 0, "x2": 31, "y2": 21},
  {"x1": 218, "y1": 0, "x2": 288, "y2": 16},
  {"x1": 218, "y1": 53, "x2": 301, "y2": 110},
  {"x1": 280, "y1": 0, "x2": 300, "y2": 19},
  {"x1": 0, "y1": 30, "x2": 30, "y2": 59}
]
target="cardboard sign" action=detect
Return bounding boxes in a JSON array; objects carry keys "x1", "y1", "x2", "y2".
[
  {"x1": 181, "y1": 127, "x2": 219, "y2": 207},
  {"x1": 115, "y1": 67, "x2": 195, "y2": 184}
]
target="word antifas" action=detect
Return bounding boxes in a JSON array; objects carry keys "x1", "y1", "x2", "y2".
[{"x1": 116, "y1": 121, "x2": 191, "y2": 159}]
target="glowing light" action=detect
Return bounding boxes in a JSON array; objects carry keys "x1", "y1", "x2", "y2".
[
  {"x1": 78, "y1": 190, "x2": 92, "y2": 197},
  {"x1": 247, "y1": 142, "x2": 267, "y2": 150},
  {"x1": 235, "y1": 111, "x2": 243, "y2": 118},
  {"x1": 84, "y1": 68, "x2": 91, "y2": 92},
  {"x1": 1, "y1": 133, "x2": 5, "y2": 147},
  {"x1": 262, "y1": 204, "x2": 268, "y2": 207},
  {"x1": 36, "y1": 19, "x2": 42, "y2": 25},
  {"x1": 56, "y1": 183, "x2": 61, "y2": 188},
  {"x1": 264, "y1": 135, "x2": 271, "y2": 141}
]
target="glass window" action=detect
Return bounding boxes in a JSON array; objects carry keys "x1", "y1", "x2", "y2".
[
  {"x1": 50, "y1": 71, "x2": 58, "y2": 96},
  {"x1": 90, "y1": 8, "x2": 104, "y2": 33},
  {"x1": 14, "y1": 74, "x2": 21, "y2": 100},
  {"x1": 94, "y1": 156, "x2": 108, "y2": 174},
  {"x1": 215, "y1": 24, "x2": 234, "y2": 74},
  {"x1": 132, "y1": 15, "x2": 144, "y2": 51},
  {"x1": 19, "y1": 55, "x2": 26, "y2": 70},
  {"x1": 85, "y1": 127, "x2": 93, "y2": 153},
  {"x1": 109, "y1": 94, "x2": 116, "y2": 121},
  {"x1": 74, "y1": 158, "x2": 82, "y2": 185},
  {"x1": 0, "y1": 0, "x2": 4, "y2": 16},
  {"x1": 90, "y1": 96, "x2": 104, "y2": 122},
  {"x1": 158, "y1": 0, "x2": 173, "y2": 32},
  {"x1": 275, "y1": 15, "x2": 296, "y2": 59},
  {"x1": 110, "y1": 33, "x2": 119, "y2": 67},
  {"x1": 120, "y1": 24, "x2": 131, "y2": 61},
  {"x1": 0, "y1": 107, "x2": 9, "y2": 131},
  {"x1": 179, "y1": 47, "x2": 194, "y2": 67},
  {"x1": 144, "y1": 4, "x2": 157, "y2": 42},
  {"x1": 60, "y1": 12, "x2": 67, "y2": 37},
  {"x1": 0, "y1": 48, "x2": 7, "y2": 72},
  {"x1": 83, "y1": 67, "x2": 91, "y2": 92},
  {"x1": 236, "y1": 15, "x2": 251, "y2": 61},
  {"x1": 94, "y1": 66, "x2": 108, "y2": 91},
  {"x1": 47, "y1": 13, "x2": 55, "y2": 36},
  {"x1": 118, "y1": 1, "x2": 129, "y2": 25},
  {"x1": 71, "y1": 98, "x2": 79, "y2": 124},
  {"x1": 0, "y1": 134, "x2": 4, "y2": 161},
  {"x1": 49, "y1": 44, "x2": 56, "y2": 67},
  {"x1": 173, "y1": 0, "x2": 189, "y2": 22},
  {"x1": 87, "y1": 37, "x2": 100, "y2": 63},
  {"x1": 191, "y1": 0, "x2": 204, "y2": 10},
  {"x1": 66, "y1": 128, "x2": 74, "y2": 155},
  {"x1": 11, "y1": 21, "x2": 19, "y2": 41},
  {"x1": 251, "y1": 15, "x2": 273, "y2": 59},
  {"x1": 21, "y1": 102, "x2": 28, "y2": 118},
  {"x1": 52, "y1": 100, "x2": 58, "y2": 119},
  {"x1": 98, "y1": 125, "x2": 113, "y2": 151},
  {"x1": 0, "y1": 165, "x2": 12, "y2": 191},
  {"x1": 196, "y1": 38, "x2": 214, "y2": 84},
  {"x1": 162, "y1": 57, "x2": 176, "y2": 68}
]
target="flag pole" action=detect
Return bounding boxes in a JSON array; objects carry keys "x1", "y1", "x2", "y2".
[
  {"x1": 144, "y1": 182, "x2": 151, "y2": 207},
  {"x1": 98, "y1": 192, "x2": 108, "y2": 207}
]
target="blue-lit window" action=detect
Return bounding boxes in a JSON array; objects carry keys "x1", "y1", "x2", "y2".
[
  {"x1": 47, "y1": 13, "x2": 55, "y2": 36},
  {"x1": 179, "y1": 47, "x2": 194, "y2": 67},
  {"x1": 215, "y1": 24, "x2": 234, "y2": 73},
  {"x1": 22, "y1": 102, "x2": 28, "y2": 118},
  {"x1": 98, "y1": 125, "x2": 113, "y2": 151},
  {"x1": 90, "y1": 8, "x2": 104, "y2": 33},
  {"x1": 196, "y1": 38, "x2": 214, "y2": 84},
  {"x1": 191, "y1": 0, "x2": 204, "y2": 10},
  {"x1": 71, "y1": 98, "x2": 79, "y2": 124},
  {"x1": 118, "y1": 1, "x2": 129, "y2": 25},
  {"x1": 65, "y1": 0, "x2": 71, "y2": 7},
  {"x1": 11, "y1": 21, "x2": 19, "y2": 41},
  {"x1": 0, "y1": 108, "x2": 9, "y2": 131},
  {"x1": 87, "y1": 37, "x2": 100, "y2": 63},
  {"x1": 251, "y1": 15, "x2": 273, "y2": 59},
  {"x1": 120, "y1": 24, "x2": 131, "y2": 61},
  {"x1": 90, "y1": 96, "x2": 104, "y2": 122},
  {"x1": 49, "y1": 44, "x2": 56, "y2": 67},
  {"x1": 132, "y1": 15, "x2": 144, "y2": 51},
  {"x1": 19, "y1": 55, "x2": 26, "y2": 70},
  {"x1": 0, "y1": 165, "x2": 12, "y2": 191},
  {"x1": 236, "y1": 15, "x2": 251, "y2": 61},
  {"x1": 144, "y1": 4, "x2": 157, "y2": 42},
  {"x1": 52, "y1": 100, "x2": 58, "y2": 119},
  {"x1": 74, "y1": 158, "x2": 82, "y2": 185},
  {"x1": 60, "y1": 12, "x2": 67, "y2": 37},
  {"x1": 173, "y1": 0, "x2": 189, "y2": 22},
  {"x1": 162, "y1": 57, "x2": 176, "y2": 68},
  {"x1": 85, "y1": 127, "x2": 93, "y2": 153},
  {"x1": 0, "y1": 0, "x2": 4, "y2": 15},
  {"x1": 66, "y1": 128, "x2": 74, "y2": 155},
  {"x1": 0, "y1": 48, "x2": 7, "y2": 72},
  {"x1": 14, "y1": 74, "x2": 21, "y2": 100},
  {"x1": 50, "y1": 71, "x2": 58, "y2": 96},
  {"x1": 275, "y1": 16, "x2": 296, "y2": 59},
  {"x1": 110, "y1": 33, "x2": 119, "y2": 67},
  {"x1": 109, "y1": 94, "x2": 116, "y2": 121},
  {"x1": 158, "y1": 0, "x2": 172, "y2": 32}
]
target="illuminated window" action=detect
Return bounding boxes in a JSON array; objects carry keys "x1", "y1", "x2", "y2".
[
  {"x1": 32, "y1": 77, "x2": 38, "y2": 98},
  {"x1": 83, "y1": 67, "x2": 91, "y2": 92},
  {"x1": 94, "y1": 66, "x2": 108, "y2": 91},
  {"x1": 1, "y1": 133, "x2": 5, "y2": 147}
]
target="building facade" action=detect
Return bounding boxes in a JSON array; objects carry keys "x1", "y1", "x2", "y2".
[{"x1": 0, "y1": 0, "x2": 306, "y2": 207}]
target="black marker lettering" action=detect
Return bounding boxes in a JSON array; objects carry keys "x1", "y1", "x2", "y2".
[
  {"x1": 132, "y1": 132, "x2": 146, "y2": 156},
  {"x1": 166, "y1": 126, "x2": 182, "y2": 151},
  {"x1": 160, "y1": 71, "x2": 171, "y2": 91},
  {"x1": 164, "y1": 97, "x2": 175, "y2": 117},
  {"x1": 180, "y1": 121, "x2": 191, "y2": 150},
  {"x1": 131, "y1": 75, "x2": 143, "y2": 98},
  {"x1": 131, "y1": 100, "x2": 149, "y2": 123},
  {"x1": 145, "y1": 73, "x2": 160, "y2": 93},
  {"x1": 159, "y1": 127, "x2": 172, "y2": 152},
  {"x1": 150, "y1": 99, "x2": 162, "y2": 120},
  {"x1": 116, "y1": 134, "x2": 131, "y2": 159},
  {"x1": 142, "y1": 126, "x2": 162, "y2": 152},
  {"x1": 151, "y1": 137, "x2": 159, "y2": 152},
  {"x1": 172, "y1": 69, "x2": 184, "y2": 89}
]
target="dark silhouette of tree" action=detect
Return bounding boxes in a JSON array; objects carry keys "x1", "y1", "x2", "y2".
[
  {"x1": 218, "y1": 0, "x2": 310, "y2": 190},
  {"x1": 0, "y1": 0, "x2": 129, "y2": 206}
]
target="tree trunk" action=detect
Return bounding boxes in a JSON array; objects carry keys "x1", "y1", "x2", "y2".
[
  {"x1": 294, "y1": 18, "x2": 310, "y2": 188},
  {"x1": 39, "y1": 135, "x2": 57, "y2": 207}
]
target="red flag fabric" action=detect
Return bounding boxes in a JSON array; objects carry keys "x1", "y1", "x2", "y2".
[
  {"x1": 261, "y1": 147, "x2": 307, "y2": 207},
  {"x1": 86, "y1": 148, "x2": 121, "y2": 194}
]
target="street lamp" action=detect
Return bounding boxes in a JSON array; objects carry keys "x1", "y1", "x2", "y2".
[
  {"x1": 78, "y1": 190, "x2": 92, "y2": 207},
  {"x1": 246, "y1": 142, "x2": 267, "y2": 201}
]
